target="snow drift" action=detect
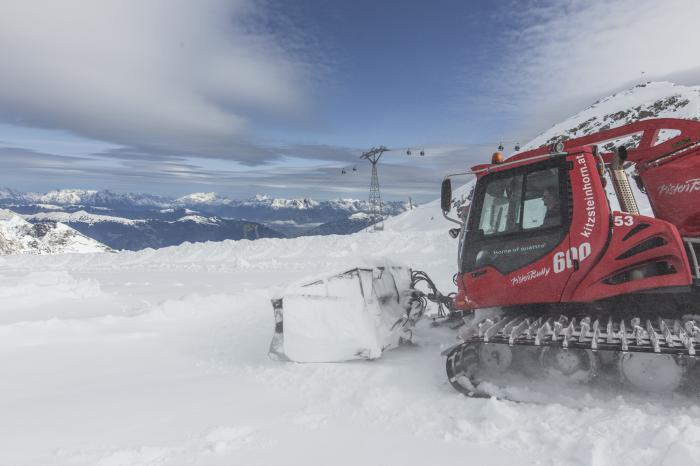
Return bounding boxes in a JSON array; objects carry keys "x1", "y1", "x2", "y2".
[{"x1": 5, "y1": 82, "x2": 700, "y2": 465}]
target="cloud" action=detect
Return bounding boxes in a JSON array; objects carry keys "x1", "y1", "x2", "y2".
[
  {"x1": 0, "y1": 143, "x2": 486, "y2": 202},
  {"x1": 492, "y1": 0, "x2": 700, "y2": 135},
  {"x1": 0, "y1": 0, "x2": 321, "y2": 164}
]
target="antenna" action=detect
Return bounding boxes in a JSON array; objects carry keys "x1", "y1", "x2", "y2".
[{"x1": 360, "y1": 146, "x2": 388, "y2": 231}]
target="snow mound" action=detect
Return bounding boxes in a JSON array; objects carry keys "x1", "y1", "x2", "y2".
[
  {"x1": 382, "y1": 179, "x2": 475, "y2": 234},
  {"x1": 2, "y1": 218, "x2": 698, "y2": 465}
]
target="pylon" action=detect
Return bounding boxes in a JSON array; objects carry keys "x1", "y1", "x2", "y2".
[{"x1": 360, "y1": 146, "x2": 388, "y2": 231}]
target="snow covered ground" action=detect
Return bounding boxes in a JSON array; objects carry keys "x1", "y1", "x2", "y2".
[
  {"x1": 6, "y1": 81, "x2": 700, "y2": 463},
  {"x1": 2, "y1": 190, "x2": 700, "y2": 466}
]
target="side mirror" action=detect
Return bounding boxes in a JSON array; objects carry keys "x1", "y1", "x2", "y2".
[{"x1": 441, "y1": 178, "x2": 452, "y2": 213}]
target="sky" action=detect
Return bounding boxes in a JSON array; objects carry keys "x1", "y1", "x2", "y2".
[{"x1": 1, "y1": 0, "x2": 700, "y2": 202}]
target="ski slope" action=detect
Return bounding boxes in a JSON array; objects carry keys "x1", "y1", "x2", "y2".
[
  {"x1": 3, "y1": 82, "x2": 699, "y2": 465},
  {"x1": 2, "y1": 186, "x2": 700, "y2": 466}
]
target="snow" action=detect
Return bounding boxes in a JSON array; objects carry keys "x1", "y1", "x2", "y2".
[
  {"x1": 270, "y1": 198, "x2": 318, "y2": 209},
  {"x1": 25, "y1": 210, "x2": 142, "y2": 225},
  {"x1": 176, "y1": 214, "x2": 220, "y2": 225},
  {"x1": 382, "y1": 178, "x2": 475, "y2": 233},
  {"x1": 2, "y1": 188, "x2": 411, "y2": 220},
  {"x1": 525, "y1": 82, "x2": 700, "y2": 150},
  {"x1": 4, "y1": 83, "x2": 700, "y2": 465},
  {"x1": 7, "y1": 188, "x2": 170, "y2": 208},
  {"x1": 6, "y1": 191, "x2": 696, "y2": 466},
  {"x1": 176, "y1": 192, "x2": 230, "y2": 206},
  {"x1": 38, "y1": 188, "x2": 98, "y2": 205},
  {"x1": 243, "y1": 194, "x2": 319, "y2": 209},
  {"x1": 0, "y1": 209, "x2": 111, "y2": 255}
]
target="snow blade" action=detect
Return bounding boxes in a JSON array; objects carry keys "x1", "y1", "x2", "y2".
[{"x1": 269, "y1": 266, "x2": 420, "y2": 362}]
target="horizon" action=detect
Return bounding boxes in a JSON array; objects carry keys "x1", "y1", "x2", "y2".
[
  {"x1": 0, "y1": 184, "x2": 415, "y2": 204},
  {"x1": 2, "y1": 0, "x2": 700, "y2": 203}
]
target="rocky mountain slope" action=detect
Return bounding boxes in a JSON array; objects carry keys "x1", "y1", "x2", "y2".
[
  {"x1": 0, "y1": 189, "x2": 411, "y2": 238},
  {"x1": 525, "y1": 81, "x2": 700, "y2": 150},
  {"x1": 23, "y1": 210, "x2": 283, "y2": 251},
  {"x1": 0, "y1": 189, "x2": 409, "y2": 218},
  {"x1": 0, "y1": 209, "x2": 110, "y2": 255}
]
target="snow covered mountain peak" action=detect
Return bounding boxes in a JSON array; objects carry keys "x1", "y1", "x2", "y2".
[
  {"x1": 526, "y1": 81, "x2": 700, "y2": 150},
  {"x1": 175, "y1": 192, "x2": 230, "y2": 206},
  {"x1": 271, "y1": 198, "x2": 319, "y2": 209},
  {"x1": 38, "y1": 189, "x2": 98, "y2": 205},
  {"x1": 0, "y1": 209, "x2": 111, "y2": 255},
  {"x1": 244, "y1": 195, "x2": 320, "y2": 210},
  {"x1": 176, "y1": 215, "x2": 220, "y2": 225},
  {"x1": 25, "y1": 210, "x2": 141, "y2": 226}
]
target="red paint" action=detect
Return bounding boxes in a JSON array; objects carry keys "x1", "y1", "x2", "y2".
[{"x1": 453, "y1": 118, "x2": 699, "y2": 311}]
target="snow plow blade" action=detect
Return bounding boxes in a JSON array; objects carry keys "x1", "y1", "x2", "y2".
[{"x1": 269, "y1": 266, "x2": 420, "y2": 362}]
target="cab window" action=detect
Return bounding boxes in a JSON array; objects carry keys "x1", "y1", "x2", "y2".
[
  {"x1": 475, "y1": 167, "x2": 560, "y2": 235},
  {"x1": 462, "y1": 162, "x2": 567, "y2": 274},
  {"x1": 477, "y1": 175, "x2": 523, "y2": 235},
  {"x1": 523, "y1": 168, "x2": 561, "y2": 230}
]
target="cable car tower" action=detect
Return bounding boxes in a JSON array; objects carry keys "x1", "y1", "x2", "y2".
[{"x1": 360, "y1": 145, "x2": 388, "y2": 231}]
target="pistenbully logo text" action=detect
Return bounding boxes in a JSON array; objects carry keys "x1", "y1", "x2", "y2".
[{"x1": 657, "y1": 179, "x2": 700, "y2": 196}]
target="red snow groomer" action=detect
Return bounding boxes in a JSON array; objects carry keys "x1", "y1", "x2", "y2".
[{"x1": 441, "y1": 118, "x2": 700, "y2": 397}]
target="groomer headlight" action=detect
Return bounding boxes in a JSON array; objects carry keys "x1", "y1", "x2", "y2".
[{"x1": 550, "y1": 141, "x2": 565, "y2": 153}]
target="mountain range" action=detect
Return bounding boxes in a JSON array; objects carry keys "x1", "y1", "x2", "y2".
[
  {"x1": 2, "y1": 80, "x2": 698, "y2": 255},
  {"x1": 0, "y1": 209, "x2": 110, "y2": 255},
  {"x1": 0, "y1": 189, "x2": 411, "y2": 252}
]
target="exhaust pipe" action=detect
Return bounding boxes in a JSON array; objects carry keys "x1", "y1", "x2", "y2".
[{"x1": 609, "y1": 146, "x2": 640, "y2": 215}]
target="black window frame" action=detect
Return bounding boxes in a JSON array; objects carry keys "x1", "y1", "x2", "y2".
[{"x1": 461, "y1": 157, "x2": 571, "y2": 274}]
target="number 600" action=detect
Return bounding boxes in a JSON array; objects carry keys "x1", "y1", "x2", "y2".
[{"x1": 553, "y1": 242, "x2": 591, "y2": 273}]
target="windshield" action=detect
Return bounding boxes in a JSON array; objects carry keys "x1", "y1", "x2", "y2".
[{"x1": 461, "y1": 162, "x2": 567, "y2": 274}]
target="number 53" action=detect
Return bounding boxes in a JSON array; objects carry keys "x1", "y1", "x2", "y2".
[{"x1": 614, "y1": 215, "x2": 634, "y2": 227}]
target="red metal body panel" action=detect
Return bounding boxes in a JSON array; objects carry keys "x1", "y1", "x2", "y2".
[
  {"x1": 459, "y1": 153, "x2": 607, "y2": 309},
  {"x1": 454, "y1": 118, "x2": 700, "y2": 310},
  {"x1": 560, "y1": 153, "x2": 611, "y2": 299},
  {"x1": 642, "y1": 159, "x2": 700, "y2": 237},
  {"x1": 457, "y1": 248, "x2": 574, "y2": 309},
  {"x1": 505, "y1": 118, "x2": 700, "y2": 166},
  {"x1": 567, "y1": 212, "x2": 692, "y2": 302},
  {"x1": 457, "y1": 152, "x2": 692, "y2": 309}
]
